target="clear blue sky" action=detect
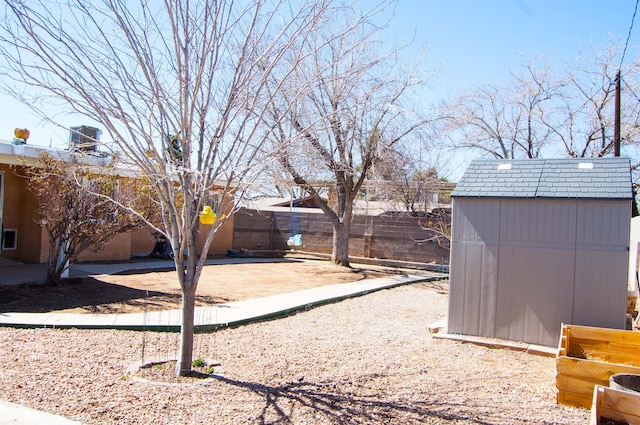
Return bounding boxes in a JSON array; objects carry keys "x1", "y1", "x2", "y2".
[
  {"x1": 389, "y1": 0, "x2": 639, "y2": 99},
  {"x1": 0, "y1": 1, "x2": 638, "y2": 179}
]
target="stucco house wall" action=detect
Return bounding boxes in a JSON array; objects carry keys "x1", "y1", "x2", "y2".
[
  {"x1": 0, "y1": 141, "x2": 234, "y2": 264},
  {"x1": 0, "y1": 163, "x2": 43, "y2": 262}
]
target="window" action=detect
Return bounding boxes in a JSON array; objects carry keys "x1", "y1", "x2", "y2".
[{"x1": 2, "y1": 229, "x2": 17, "y2": 250}]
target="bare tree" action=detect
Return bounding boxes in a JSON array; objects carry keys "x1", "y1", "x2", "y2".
[
  {"x1": 443, "y1": 59, "x2": 561, "y2": 160},
  {"x1": 0, "y1": 0, "x2": 333, "y2": 375},
  {"x1": 265, "y1": 4, "x2": 433, "y2": 266},
  {"x1": 552, "y1": 41, "x2": 640, "y2": 161},
  {"x1": 442, "y1": 41, "x2": 640, "y2": 171}
]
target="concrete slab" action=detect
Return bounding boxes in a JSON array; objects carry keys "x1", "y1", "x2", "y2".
[
  {"x1": 432, "y1": 331, "x2": 557, "y2": 357},
  {"x1": 0, "y1": 263, "x2": 48, "y2": 286},
  {"x1": 0, "y1": 400, "x2": 81, "y2": 425}
]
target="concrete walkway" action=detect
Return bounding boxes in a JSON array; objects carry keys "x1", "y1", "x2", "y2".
[
  {"x1": 0, "y1": 401, "x2": 82, "y2": 425},
  {"x1": 0, "y1": 258, "x2": 444, "y2": 424},
  {"x1": 0, "y1": 258, "x2": 440, "y2": 330},
  {"x1": 0, "y1": 272, "x2": 435, "y2": 330}
]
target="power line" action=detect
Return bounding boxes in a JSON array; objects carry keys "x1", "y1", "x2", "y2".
[
  {"x1": 620, "y1": 0, "x2": 640, "y2": 70},
  {"x1": 624, "y1": 78, "x2": 640, "y2": 103},
  {"x1": 615, "y1": 0, "x2": 640, "y2": 154}
]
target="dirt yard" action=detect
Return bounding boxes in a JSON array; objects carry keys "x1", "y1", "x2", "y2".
[
  {"x1": 0, "y1": 259, "x2": 590, "y2": 424},
  {"x1": 0, "y1": 258, "x2": 412, "y2": 314}
]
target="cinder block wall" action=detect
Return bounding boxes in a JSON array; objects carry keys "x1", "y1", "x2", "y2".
[{"x1": 232, "y1": 208, "x2": 449, "y2": 264}]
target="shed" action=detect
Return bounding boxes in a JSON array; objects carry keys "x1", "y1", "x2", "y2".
[{"x1": 448, "y1": 158, "x2": 633, "y2": 347}]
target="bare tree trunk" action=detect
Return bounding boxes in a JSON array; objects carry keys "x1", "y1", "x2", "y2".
[
  {"x1": 46, "y1": 254, "x2": 60, "y2": 285},
  {"x1": 175, "y1": 281, "x2": 197, "y2": 376},
  {"x1": 46, "y1": 234, "x2": 67, "y2": 285},
  {"x1": 172, "y1": 208, "x2": 202, "y2": 376},
  {"x1": 46, "y1": 234, "x2": 60, "y2": 285},
  {"x1": 331, "y1": 221, "x2": 351, "y2": 267}
]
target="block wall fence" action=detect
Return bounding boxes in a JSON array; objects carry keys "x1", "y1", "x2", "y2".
[{"x1": 232, "y1": 208, "x2": 450, "y2": 264}]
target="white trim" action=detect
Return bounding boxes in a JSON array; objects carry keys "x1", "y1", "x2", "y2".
[{"x1": 0, "y1": 140, "x2": 236, "y2": 188}]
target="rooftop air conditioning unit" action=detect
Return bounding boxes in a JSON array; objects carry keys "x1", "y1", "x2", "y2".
[{"x1": 69, "y1": 125, "x2": 101, "y2": 152}]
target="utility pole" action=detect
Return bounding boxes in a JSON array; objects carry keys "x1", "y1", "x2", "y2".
[{"x1": 614, "y1": 70, "x2": 621, "y2": 157}]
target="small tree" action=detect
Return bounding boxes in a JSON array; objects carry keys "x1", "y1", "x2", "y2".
[
  {"x1": 416, "y1": 209, "x2": 451, "y2": 251},
  {"x1": 0, "y1": 0, "x2": 335, "y2": 375},
  {"x1": 372, "y1": 146, "x2": 450, "y2": 214},
  {"x1": 23, "y1": 153, "x2": 151, "y2": 285}
]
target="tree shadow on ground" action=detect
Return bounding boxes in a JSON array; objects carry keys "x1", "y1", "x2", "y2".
[
  {"x1": 0, "y1": 277, "x2": 230, "y2": 314},
  {"x1": 214, "y1": 375, "x2": 493, "y2": 425}
]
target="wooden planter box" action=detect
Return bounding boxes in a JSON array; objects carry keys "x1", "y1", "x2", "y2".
[
  {"x1": 590, "y1": 385, "x2": 640, "y2": 425},
  {"x1": 556, "y1": 324, "x2": 640, "y2": 409}
]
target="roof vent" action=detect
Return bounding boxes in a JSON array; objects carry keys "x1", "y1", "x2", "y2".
[
  {"x1": 578, "y1": 162, "x2": 593, "y2": 169},
  {"x1": 497, "y1": 163, "x2": 512, "y2": 170}
]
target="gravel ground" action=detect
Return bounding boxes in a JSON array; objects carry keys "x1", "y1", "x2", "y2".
[{"x1": 0, "y1": 279, "x2": 589, "y2": 424}]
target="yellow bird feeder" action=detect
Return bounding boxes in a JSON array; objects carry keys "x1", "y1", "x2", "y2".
[
  {"x1": 199, "y1": 206, "x2": 225, "y2": 225},
  {"x1": 199, "y1": 206, "x2": 216, "y2": 224}
]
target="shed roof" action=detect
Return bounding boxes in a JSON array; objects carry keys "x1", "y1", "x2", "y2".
[{"x1": 452, "y1": 158, "x2": 632, "y2": 199}]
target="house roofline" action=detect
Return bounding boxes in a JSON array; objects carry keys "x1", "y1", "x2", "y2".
[
  {"x1": 0, "y1": 140, "x2": 237, "y2": 189},
  {"x1": 0, "y1": 139, "x2": 111, "y2": 168}
]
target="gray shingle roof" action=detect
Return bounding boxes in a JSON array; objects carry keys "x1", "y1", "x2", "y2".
[{"x1": 452, "y1": 158, "x2": 632, "y2": 199}]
